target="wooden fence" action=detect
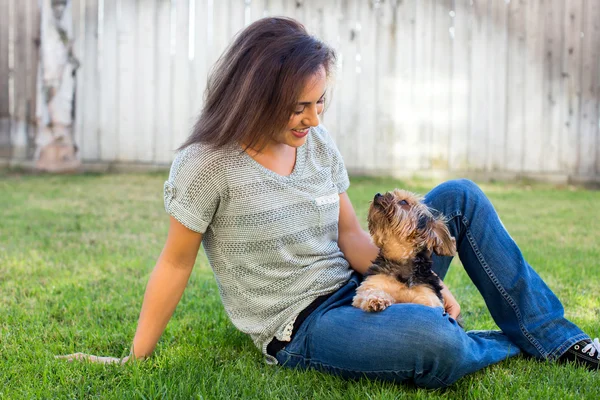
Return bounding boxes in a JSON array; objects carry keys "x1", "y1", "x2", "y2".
[
  {"x1": 1, "y1": 0, "x2": 599, "y2": 183},
  {"x1": 0, "y1": 0, "x2": 39, "y2": 160}
]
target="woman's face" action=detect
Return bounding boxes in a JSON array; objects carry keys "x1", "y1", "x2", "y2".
[{"x1": 276, "y1": 66, "x2": 327, "y2": 148}]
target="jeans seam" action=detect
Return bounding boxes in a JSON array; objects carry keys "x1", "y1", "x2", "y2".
[
  {"x1": 278, "y1": 350, "x2": 451, "y2": 388},
  {"x1": 548, "y1": 333, "x2": 590, "y2": 360},
  {"x1": 461, "y1": 215, "x2": 549, "y2": 358}
]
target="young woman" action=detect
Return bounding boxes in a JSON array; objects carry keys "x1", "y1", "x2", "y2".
[{"x1": 60, "y1": 17, "x2": 599, "y2": 388}]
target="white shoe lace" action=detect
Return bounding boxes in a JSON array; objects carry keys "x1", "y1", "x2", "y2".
[{"x1": 582, "y1": 338, "x2": 600, "y2": 358}]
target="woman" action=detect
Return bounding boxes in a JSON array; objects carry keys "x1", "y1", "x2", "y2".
[{"x1": 60, "y1": 17, "x2": 599, "y2": 388}]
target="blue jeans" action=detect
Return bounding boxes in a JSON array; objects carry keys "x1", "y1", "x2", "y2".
[{"x1": 274, "y1": 179, "x2": 587, "y2": 388}]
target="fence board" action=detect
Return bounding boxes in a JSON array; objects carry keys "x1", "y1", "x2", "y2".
[
  {"x1": 389, "y1": 0, "x2": 417, "y2": 173},
  {"x1": 414, "y1": 0, "x2": 434, "y2": 170},
  {"x1": 0, "y1": 0, "x2": 11, "y2": 156},
  {"x1": 468, "y1": 0, "x2": 489, "y2": 171},
  {"x1": 72, "y1": 0, "x2": 84, "y2": 157},
  {"x1": 135, "y1": 0, "x2": 156, "y2": 162},
  {"x1": 449, "y1": 0, "x2": 471, "y2": 171},
  {"x1": 335, "y1": 0, "x2": 360, "y2": 171},
  {"x1": 542, "y1": 0, "x2": 564, "y2": 172},
  {"x1": 191, "y1": 0, "x2": 210, "y2": 118},
  {"x1": 116, "y1": 0, "x2": 137, "y2": 160},
  {"x1": 523, "y1": 0, "x2": 544, "y2": 172},
  {"x1": 487, "y1": 0, "x2": 508, "y2": 172},
  {"x1": 319, "y1": 0, "x2": 342, "y2": 142},
  {"x1": 99, "y1": 0, "x2": 118, "y2": 161},
  {"x1": 560, "y1": 0, "x2": 583, "y2": 173},
  {"x1": 505, "y1": 0, "x2": 526, "y2": 172},
  {"x1": 579, "y1": 0, "x2": 600, "y2": 176},
  {"x1": 355, "y1": 1, "x2": 377, "y2": 171},
  {"x1": 431, "y1": 0, "x2": 452, "y2": 171},
  {"x1": 171, "y1": 0, "x2": 191, "y2": 150},
  {"x1": 153, "y1": 0, "x2": 173, "y2": 164},
  {"x1": 250, "y1": 0, "x2": 267, "y2": 22},
  {"x1": 81, "y1": 0, "x2": 99, "y2": 160},
  {"x1": 374, "y1": 0, "x2": 395, "y2": 169}
]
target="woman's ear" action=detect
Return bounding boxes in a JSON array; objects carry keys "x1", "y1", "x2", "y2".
[{"x1": 426, "y1": 219, "x2": 456, "y2": 256}]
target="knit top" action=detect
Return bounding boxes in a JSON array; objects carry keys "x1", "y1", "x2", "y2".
[{"x1": 163, "y1": 125, "x2": 352, "y2": 363}]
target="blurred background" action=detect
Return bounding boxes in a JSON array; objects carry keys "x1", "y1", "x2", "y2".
[{"x1": 0, "y1": 0, "x2": 598, "y2": 184}]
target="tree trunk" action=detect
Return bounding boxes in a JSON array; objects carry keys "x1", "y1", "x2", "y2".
[{"x1": 35, "y1": 0, "x2": 80, "y2": 173}]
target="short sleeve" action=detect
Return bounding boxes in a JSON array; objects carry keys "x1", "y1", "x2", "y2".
[
  {"x1": 314, "y1": 125, "x2": 350, "y2": 193},
  {"x1": 163, "y1": 145, "x2": 221, "y2": 234}
]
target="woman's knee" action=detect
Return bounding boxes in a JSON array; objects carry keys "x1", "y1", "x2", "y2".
[{"x1": 425, "y1": 179, "x2": 489, "y2": 217}]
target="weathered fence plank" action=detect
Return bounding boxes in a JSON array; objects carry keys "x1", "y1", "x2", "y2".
[
  {"x1": 135, "y1": 0, "x2": 157, "y2": 162},
  {"x1": 449, "y1": 0, "x2": 471, "y2": 171},
  {"x1": 430, "y1": 0, "x2": 452, "y2": 172},
  {"x1": 506, "y1": 0, "x2": 526, "y2": 172},
  {"x1": 523, "y1": 0, "x2": 545, "y2": 172},
  {"x1": 335, "y1": 0, "x2": 360, "y2": 172},
  {"x1": 82, "y1": 0, "x2": 99, "y2": 160},
  {"x1": 117, "y1": 0, "x2": 137, "y2": 161},
  {"x1": 579, "y1": 0, "x2": 600, "y2": 176},
  {"x1": 172, "y1": 0, "x2": 191, "y2": 151},
  {"x1": 487, "y1": 0, "x2": 508, "y2": 172},
  {"x1": 99, "y1": 0, "x2": 119, "y2": 161},
  {"x1": 11, "y1": 0, "x2": 35, "y2": 159},
  {"x1": 468, "y1": 0, "x2": 489, "y2": 172},
  {"x1": 0, "y1": 0, "x2": 11, "y2": 157},
  {"x1": 542, "y1": 0, "x2": 564, "y2": 173},
  {"x1": 390, "y1": 0, "x2": 417, "y2": 174},
  {"x1": 154, "y1": 0, "x2": 173, "y2": 164},
  {"x1": 560, "y1": 0, "x2": 583, "y2": 173}
]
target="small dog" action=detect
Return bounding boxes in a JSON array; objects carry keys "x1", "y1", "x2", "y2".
[{"x1": 352, "y1": 189, "x2": 457, "y2": 314}]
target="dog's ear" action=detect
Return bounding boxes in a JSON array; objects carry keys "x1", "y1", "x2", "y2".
[{"x1": 426, "y1": 219, "x2": 456, "y2": 256}]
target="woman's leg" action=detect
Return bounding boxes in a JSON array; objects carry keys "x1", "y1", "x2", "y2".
[
  {"x1": 276, "y1": 276, "x2": 520, "y2": 389},
  {"x1": 423, "y1": 179, "x2": 587, "y2": 360}
]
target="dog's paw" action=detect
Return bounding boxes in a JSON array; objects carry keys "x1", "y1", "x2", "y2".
[
  {"x1": 365, "y1": 296, "x2": 392, "y2": 312},
  {"x1": 352, "y1": 289, "x2": 394, "y2": 312}
]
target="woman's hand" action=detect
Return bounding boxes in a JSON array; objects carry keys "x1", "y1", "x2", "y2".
[
  {"x1": 440, "y1": 284, "x2": 461, "y2": 320},
  {"x1": 55, "y1": 353, "x2": 132, "y2": 365}
]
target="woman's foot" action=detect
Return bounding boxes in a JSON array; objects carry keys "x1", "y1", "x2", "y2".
[{"x1": 558, "y1": 338, "x2": 600, "y2": 370}]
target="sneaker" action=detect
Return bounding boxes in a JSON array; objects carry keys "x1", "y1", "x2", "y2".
[{"x1": 558, "y1": 338, "x2": 600, "y2": 370}]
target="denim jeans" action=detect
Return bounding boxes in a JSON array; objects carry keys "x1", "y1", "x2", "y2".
[{"x1": 274, "y1": 179, "x2": 587, "y2": 388}]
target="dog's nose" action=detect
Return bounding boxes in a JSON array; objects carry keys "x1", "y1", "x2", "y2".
[{"x1": 374, "y1": 193, "x2": 382, "y2": 199}]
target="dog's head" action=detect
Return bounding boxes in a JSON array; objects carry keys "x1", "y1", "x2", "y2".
[{"x1": 368, "y1": 189, "x2": 456, "y2": 261}]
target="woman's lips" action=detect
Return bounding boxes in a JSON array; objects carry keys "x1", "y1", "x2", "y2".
[{"x1": 291, "y1": 128, "x2": 309, "y2": 138}]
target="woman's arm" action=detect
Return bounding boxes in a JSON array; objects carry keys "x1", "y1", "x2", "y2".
[
  {"x1": 58, "y1": 216, "x2": 203, "y2": 363},
  {"x1": 130, "y1": 216, "x2": 203, "y2": 359},
  {"x1": 337, "y1": 192, "x2": 379, "y2": 275}
]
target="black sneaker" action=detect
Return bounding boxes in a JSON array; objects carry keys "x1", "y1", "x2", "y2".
[{"x1": 559, "y1": 338, "x2": 600, "y2": 370}]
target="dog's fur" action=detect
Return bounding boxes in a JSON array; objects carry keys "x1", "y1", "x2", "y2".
[{"x1": 352, "y1": 189, "x2": 457, "y2": 314}]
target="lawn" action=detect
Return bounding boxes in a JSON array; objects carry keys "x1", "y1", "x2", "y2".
[{"x1": 1, "y1": 171, "x2": 599, "y2": 399}]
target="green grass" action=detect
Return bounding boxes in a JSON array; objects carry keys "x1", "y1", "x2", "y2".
[{"x1": 1, "y1": 171, "x2": 599, "y2": 399}]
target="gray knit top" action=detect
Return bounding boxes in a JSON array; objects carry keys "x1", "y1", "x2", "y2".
[{"x1": 163, "y1": 125, "x2": 352, "y2": 363}]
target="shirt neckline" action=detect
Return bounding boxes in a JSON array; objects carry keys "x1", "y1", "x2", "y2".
[{"x1": 240, "y1": 130, "x2": 310, "y2": 182}]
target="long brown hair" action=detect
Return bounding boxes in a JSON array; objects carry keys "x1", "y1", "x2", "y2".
[{"x1": 179, "y1": 17, "x2": 336, "y2": 151}]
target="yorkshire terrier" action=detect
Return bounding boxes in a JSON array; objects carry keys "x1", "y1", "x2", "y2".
[{"x1": 352, "y1": 189, "x2": 458, "y2": 315}]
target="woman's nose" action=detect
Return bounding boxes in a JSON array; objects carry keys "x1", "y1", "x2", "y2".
[{"x1": 302, "y1": 106, "x2": 320, "y2": 127}]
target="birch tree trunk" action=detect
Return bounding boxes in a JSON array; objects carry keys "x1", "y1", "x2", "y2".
[{"x1": 35, "y1": 0, "x2": 80, "y2": 172}]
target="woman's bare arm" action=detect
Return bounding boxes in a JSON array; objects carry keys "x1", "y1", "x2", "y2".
[
  {"x1": 337, "y1": 192, "x2": 379, "y2": 275},
  {"x1": 57, "y1": 216, "x2": 203, "y2": 363}
]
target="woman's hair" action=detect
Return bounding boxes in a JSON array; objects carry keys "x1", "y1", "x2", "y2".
[{"x1": 179, "y1": 17, "x2": 336, "y2": 151}]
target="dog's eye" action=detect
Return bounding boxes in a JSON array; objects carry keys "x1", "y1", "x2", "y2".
[{"x1": 398, "y1": 200, "x2": 408, "y2": 206}]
